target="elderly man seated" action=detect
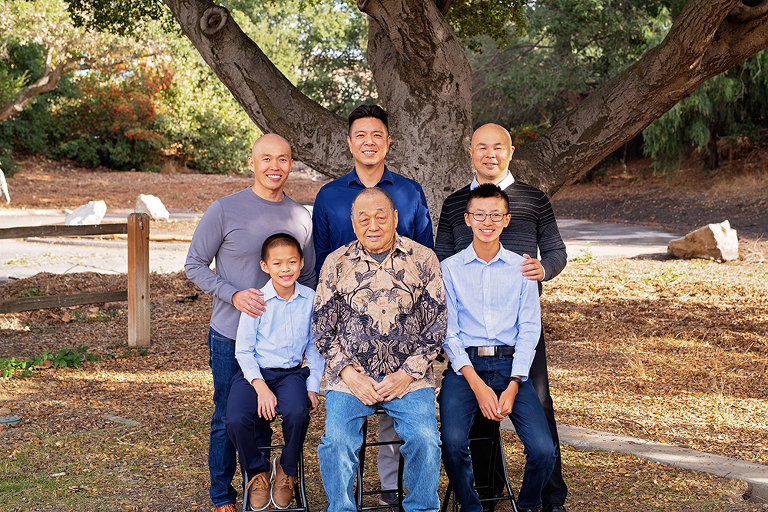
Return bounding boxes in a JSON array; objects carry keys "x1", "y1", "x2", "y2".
[{"x1": 313, "y1": 187, "x2": 447, "y2": 512}]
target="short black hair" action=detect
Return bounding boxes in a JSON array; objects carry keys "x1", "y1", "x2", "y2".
[
  {"x1": 261, "y1": 233, "x2": 303, "y2": 262},
  {"x1": 466, "y1": 183, "x2": 510, "y2": 213},
  {"x1": 348, "y1": 104, "x2": 388, "y2": 134}
]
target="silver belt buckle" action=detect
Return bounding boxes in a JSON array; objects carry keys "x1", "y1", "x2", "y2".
[{"x1": 476, "y1": 346, "x2": 497, "y2": 357}]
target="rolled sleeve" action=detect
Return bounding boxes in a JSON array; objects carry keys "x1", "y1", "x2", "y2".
[
  {"x1": 510, "y1": 278, "x2": 541, "y2": 378},
  {"x1": 441, "y1": 263, "x2": 473, "y2": 374},
  {"x1": 234, "y1": 312, "x2": 264, "y2": 384}
]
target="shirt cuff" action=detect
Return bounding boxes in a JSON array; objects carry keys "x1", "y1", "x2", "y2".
[
  {"x1": 452, "y1": 352, "x2": 473, "y2": 375},
  {"x1": 242, "y1": 364, "x2": 263, "y2": 385}
]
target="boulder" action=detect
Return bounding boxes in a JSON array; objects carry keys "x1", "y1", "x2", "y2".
[
  {"x1": 668, "y1": 220, "x2": 739, "y2": 261},
  {"x1": 135, "y1": 194, "x2": 170, "y2": 221},
  {"x1": 64, "y1": 200, "x2": 107, "y2": 225}
]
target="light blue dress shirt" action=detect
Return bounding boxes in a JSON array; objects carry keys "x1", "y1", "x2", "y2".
[
  {"x1": 441, "y1": 243, "x2": 541, "y2": 379},
  {"x1": 235, "y1": 280, "x2": 325, "y2": 393}
]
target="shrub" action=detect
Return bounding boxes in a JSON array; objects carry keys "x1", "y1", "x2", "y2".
[{"x1": 56, "y1": 62, "x2": 173, "y2": 170}]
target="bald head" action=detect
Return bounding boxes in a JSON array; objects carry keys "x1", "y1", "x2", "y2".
[
  {"x1": 471, "y1": 123, "x2": 512, "y2": 148},
  {"x1": 252, "y1": 133, "x2": 292, "y2": 158},
  {"x1": 469, "y1": 123, "x2": 514, "y2": 185}
]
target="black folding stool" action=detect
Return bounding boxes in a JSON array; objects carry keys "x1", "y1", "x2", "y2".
[
  {"x1": 241, "y1": 443, "x2": 309, "y2": 512},
  {"x1": 354, "y1": 406, "x2": 405, "y2": 511},
  {"x1": 440, "y1": 419, "x2": 518, "y2": 512}
]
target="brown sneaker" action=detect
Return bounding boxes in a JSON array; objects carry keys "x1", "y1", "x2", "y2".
[
  {"x1": 214, "y1": 505, "x2": 237, "y2": 512},
  {"x1": 271, "y1": 455, "x2": 297, "y2": 509},
  {"x1": 246, "y1": 469, "x2": 272, "y2": 511}
]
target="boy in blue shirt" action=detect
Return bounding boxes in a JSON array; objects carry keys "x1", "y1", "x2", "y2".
[
  {"x1": 224, "y1": 233, "x2": 325, "y2": 511},
  {"x1": 438, "y1": 184, "x2": 556, "y2": 512}
]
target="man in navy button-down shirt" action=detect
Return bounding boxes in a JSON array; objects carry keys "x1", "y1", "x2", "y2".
[{"x1": 312, "y1": 104, "x2": 434, "y2": 507}]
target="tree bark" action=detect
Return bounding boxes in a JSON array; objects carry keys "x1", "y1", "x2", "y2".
[
  {"x1": 162, "y1": 0, "x2": 349, "y2": 178},
  {"x1": 0, "y1": 50, "x2": 70, "y2": 122},
  {"x1": 511, "y1": 0, "x2": 768, "y2": 196},
  {"x1": 363, "y1": 0, "x2": 474, "y2": 213},
  {"x1": 163, "y1": 0, "x2": 768, "y2": 216}
]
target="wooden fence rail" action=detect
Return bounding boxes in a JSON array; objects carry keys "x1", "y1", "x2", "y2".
[{"x1": 0, "y1": 214, "x2": 150, "y2": 346}]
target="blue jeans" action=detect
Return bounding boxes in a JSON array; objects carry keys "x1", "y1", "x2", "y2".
[
  {"x1": 438, "y1": 355, "x2": 556, "y2": 511},
  {"x1": 207, "y1": 327, "x2": 241, "y2": 508},
  {"x1": 319, "y1": 388, "x2": 442, "y2": 512}
]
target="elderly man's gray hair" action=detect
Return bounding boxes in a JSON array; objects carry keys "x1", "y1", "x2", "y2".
[{"x1": 350, "y1": 187, "x2": 396, "y2": 215}]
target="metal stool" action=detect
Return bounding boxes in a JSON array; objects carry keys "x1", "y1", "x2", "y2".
[
  {"x1": 355, "y1": 406, "x2": 405, "y2": 511},
  {"x1": 242, "y1": 443, "x2": 309, "y2": 512},
  {"x1": 440, "y1": 419, "x2": 517, "y2": 512}
]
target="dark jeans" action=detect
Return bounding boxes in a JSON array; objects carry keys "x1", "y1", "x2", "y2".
[
  {"x1": 439, "y1": 354, "x2": 556, "y2": 511},
  {"x1": 470, "y1": 329, "x2": 567, "y2": 509},
  {"x1": 224, "y1": 366, "x2": 311, "y2": 478},
  {"x1": 207, "y1": 327, "x2": 241, "y2": 508}
]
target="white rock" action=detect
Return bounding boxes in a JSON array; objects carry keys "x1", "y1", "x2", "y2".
[
  {"x1": 65, "y1": 200, "x2": 107, "y2": 225},
  {"x1": 0, "y1": 167, "x2": 9, "y2": 204},
  {"x1": 135, "y1": 194, "x2": 170, "y2": 221},
  {"x1": 668, "y1": 220, "x2": 739, "y2": 261}
]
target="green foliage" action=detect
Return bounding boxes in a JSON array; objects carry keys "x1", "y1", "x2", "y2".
[
  {"x1": 471, "y1": 0, "x2": 670, "y2": 128},
  {"x1": 572, "y1": 243, "x2": 595, "y2": 263},
  {"x1": 65, "y1": 0, "x2": 176, "y2": 35},
  {"x1": 55, "y1": 63, "x2": 172, "y2": 170},
  {"x1": 19, "y1": 287, "x2": 45, "y2": 297},
  {"x1": 0, "y1": 345, "x2": 99, "y2": 379},
  {"x1": 643, "y1": 48, "x2": 768, "y2": 177},
  {"x1": 447, "y1": 0, "x2": 527, "y2": 52}
]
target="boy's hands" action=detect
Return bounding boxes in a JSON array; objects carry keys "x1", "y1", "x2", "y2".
[
  {"x1": 252, "y1": 379, "x2": 277, "y2": 420},
  {"x1": 374, "y1": 371, "x2": 415, "y2": 401},
  {"x1": 461, "y1": 365, "x2": 505, "y2": 421},
  {"x1": 521, "y1": 254, "x2": 544, "y2": 281},
  {"x1": 497, "y1": 380, "x2": 520, "y2": 417},
  {"x1": 308, "y1": 391, "x2": 319, "y2": 413},
  {"x1": 233, "y1": 288, "x2": 266, "y2": 318}
]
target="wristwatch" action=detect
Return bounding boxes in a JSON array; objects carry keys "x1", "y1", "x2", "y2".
[{"x1": 510, "y1": 376, "x2": 523, "y2": 385}]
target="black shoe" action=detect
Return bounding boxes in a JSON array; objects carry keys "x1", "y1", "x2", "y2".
[
  {"x1": 517, "y1": 507, "x2": 542, "y2": 512},
  {"x1": 545, "y1": 505, "x2": 568, "y2": 512},
  {"x1": 379, "y1": 492, "x2": 400, "y2": 511}
]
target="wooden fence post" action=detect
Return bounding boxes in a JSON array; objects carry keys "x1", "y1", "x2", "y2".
[{"x1": 128, "y1": 213, "x2": 150, "y2": 346}]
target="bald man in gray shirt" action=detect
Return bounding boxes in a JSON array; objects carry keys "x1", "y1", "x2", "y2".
[{"x1": 185, "y1": 134, "x2": 315, "y2": 512}]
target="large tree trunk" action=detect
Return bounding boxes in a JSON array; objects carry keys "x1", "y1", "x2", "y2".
[
  {"x1": 163, "y1": 0, "x2": 768, "y2": 217},
  {"x1": 513, "y1": 0, "x2": 768, "y2": 196},
  {"x1": 363, "y1": 0, "x2": 474, "y2": 213}
]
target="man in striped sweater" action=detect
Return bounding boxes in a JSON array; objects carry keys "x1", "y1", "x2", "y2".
[{"x1": 434, "y1": 123, "x2": 569, "y2": 512}]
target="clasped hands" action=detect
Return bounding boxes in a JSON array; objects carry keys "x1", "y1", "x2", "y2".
[{"x1": 340, "y1": 366, "x2": 415, "y2": 405}]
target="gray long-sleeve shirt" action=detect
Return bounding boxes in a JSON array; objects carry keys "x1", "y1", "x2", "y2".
[{"x1": 185, "y1": 188, "x2": 316, "y2": 340}]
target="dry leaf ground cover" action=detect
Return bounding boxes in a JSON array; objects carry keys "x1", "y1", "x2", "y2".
[{"x1": 1, "y1": 255, "x2": 767, "y2": 511}]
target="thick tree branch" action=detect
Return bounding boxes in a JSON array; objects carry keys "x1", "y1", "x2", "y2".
[
  {"x1": 513, "y1": 0, "x2": 768, "y2": 196},
  {"x1": 162, "y1": 0, "x2": 348, "y2": 177},
  {"x1": 0, "y1": 53, "x2": 70, "y2": 122}
]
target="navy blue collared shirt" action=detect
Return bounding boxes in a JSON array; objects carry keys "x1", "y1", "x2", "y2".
[{"x1": 312, "y1": 166, "x2": 434, "y2": 277}]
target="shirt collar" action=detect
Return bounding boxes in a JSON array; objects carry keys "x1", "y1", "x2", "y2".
[
  {"x1": 348, "y1": 166, "x2": 395, "y2": 187},
  {"x1": 470, "y1": 170, "x2": 515, "y2": 190},
  {"x1": 461, "y1": 241, "x2": 514, "y2": 266},
  {"x1": 349, "y1": 233, "x2": 407, "y2": 263},
  {"x1": 262, "y1": 278, "x2": 306, "y2": 302}
]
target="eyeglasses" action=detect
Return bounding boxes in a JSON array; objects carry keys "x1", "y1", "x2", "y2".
[{"x1": 467, "y1": 212, "x2": 509, "y2": 222}]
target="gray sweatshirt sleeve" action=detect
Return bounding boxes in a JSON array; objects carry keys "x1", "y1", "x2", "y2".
[{"x1": 184, "y1": 201, "x2": 239, "y2": 304}]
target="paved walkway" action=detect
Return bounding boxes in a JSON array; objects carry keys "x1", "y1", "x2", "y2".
[{"x1": 0, "y1": 210, "x2": 683, "y2": 280}]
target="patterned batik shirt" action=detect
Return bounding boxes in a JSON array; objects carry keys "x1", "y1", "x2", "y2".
[{"x1": 313, "y1": 235, "x2": 447, "y2": 396}]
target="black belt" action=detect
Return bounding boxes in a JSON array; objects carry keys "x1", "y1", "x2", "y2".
[{"x1": 465, "y1": 346, "x2": 515, "y2": 357}]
